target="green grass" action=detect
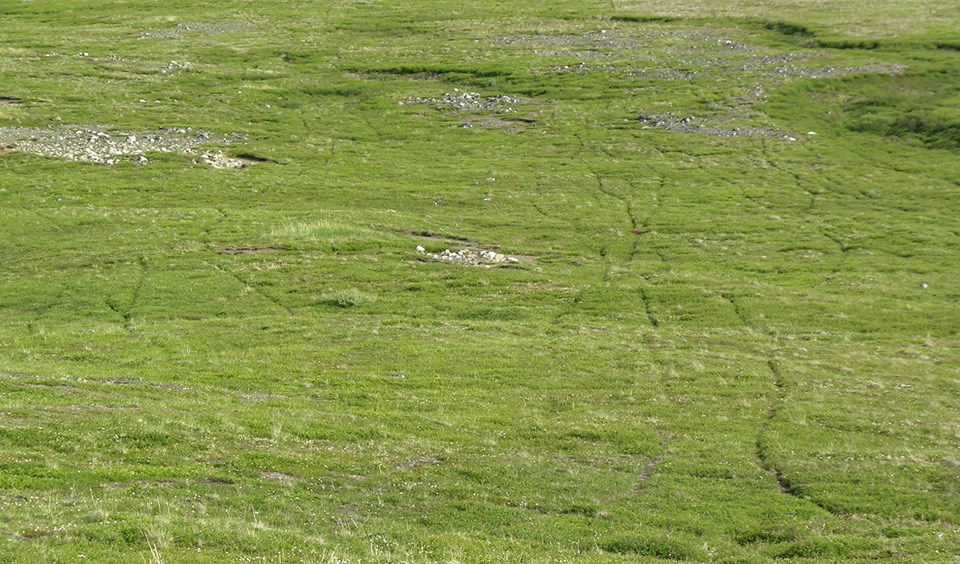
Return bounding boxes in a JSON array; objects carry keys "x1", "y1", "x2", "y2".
[{"x1": 1, "y1": 0, "x2": 958, "y2": 561}]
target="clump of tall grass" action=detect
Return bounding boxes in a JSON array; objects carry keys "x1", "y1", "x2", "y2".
[{"x1": 317, "y1": 288, "x2": 377, "y2": 308}]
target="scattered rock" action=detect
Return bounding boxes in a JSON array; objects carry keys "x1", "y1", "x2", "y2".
[
  {"x1": 402, "y1": 89, "x2": 521, "y2": 112},
  {"x1": 637, "y1": 114, "x2": 791, "y2": 138},
  {"x1": 0, "y1": 124, "x2": 247, "y2": 167},
  {"x1": 160, "y1": 60, "x2": 191, "y2": 74},
  {"x1": 195, "y1": 150, "x2": 259, "y2": 169},
  {"x1": 417, "y1": 246, "x2": 521, "y2": 267}
]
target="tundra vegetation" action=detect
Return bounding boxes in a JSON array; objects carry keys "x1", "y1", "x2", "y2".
[{"x1": 0, "y1": 0, "x2": 958, "y2": 561}]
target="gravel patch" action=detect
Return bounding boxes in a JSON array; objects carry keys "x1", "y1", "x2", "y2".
[
  {"x1": 636, "y1": 114, "x2": 795, "y2": 139},
  {"x1": 492, "y1": 30, "x2": 641, "y2": 50},
  {"x1": 0, "y1": 125, "x2": 247, "y2": 166},
  {"x1": 400, "y1": 90, "x2": 522, "y2": 112}
]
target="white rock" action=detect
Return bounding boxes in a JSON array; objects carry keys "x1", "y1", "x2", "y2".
[{"x1": 416, "y1": 245, "x2": 425, "y2": 253}]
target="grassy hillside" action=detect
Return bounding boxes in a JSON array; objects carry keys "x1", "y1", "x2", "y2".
[{"x1": 0, "y1": 1, "x2": 957, "y2": 561}]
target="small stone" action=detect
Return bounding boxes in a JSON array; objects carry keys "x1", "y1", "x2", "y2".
[
  {"x1": 416, "y1": 245, "x2": 426, "y2": 253},
  {"x1": 920, "y1": 283, "x2": 928, "y2": 289},
  {"x1": 389, "y1": 373, "x2": 406, "y2": 379},
  {"x1": 136, "y1": 155, "x2": 148, "y2": 165}
]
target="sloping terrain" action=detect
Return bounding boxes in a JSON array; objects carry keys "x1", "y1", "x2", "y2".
[{"x1": 0, "y1": 1, "x2": 957, "y2": 561}]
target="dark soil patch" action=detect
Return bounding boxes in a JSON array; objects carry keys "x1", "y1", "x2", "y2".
[
  {"x1": 217, "y1": 246, "x2": 283, "y2": 255},
  {"x1": 609, "y1": 15, "x2": 679, "y2": 24},
  {"x1": 203, "y1": 476, "x2": 236, "y2": 485},
  {"x1": 760, "y1": 21, "x2": 814, "y2": 37},
  {"x1": 19, "y1": 528, "x2": 54, "y2": 540},
  {"x1": 406, "y1": 230, "x2": 478, "y2": 244},
  {"x1": 0, "y1": 96, "x2": 21, "y2": 105}
]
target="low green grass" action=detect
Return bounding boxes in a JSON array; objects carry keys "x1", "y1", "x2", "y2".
[{"x1": 0, "y1": 0, "x2": 958, "y2": 561}]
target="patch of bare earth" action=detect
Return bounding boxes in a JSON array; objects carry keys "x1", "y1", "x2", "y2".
[
  {"x1": 260, "y1": 471, "x2": 296, "y2": 484},
  {"x1": 217, "y1": 246, "x2": 283, "y2": 255}
]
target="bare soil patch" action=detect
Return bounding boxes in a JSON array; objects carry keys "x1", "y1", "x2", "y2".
[
  {"x1": 217, "y1": 246, "x2": 283, "y2": 255},
  {"x1": 260, "y1": 471, "x2": 296, "y2": 484}
]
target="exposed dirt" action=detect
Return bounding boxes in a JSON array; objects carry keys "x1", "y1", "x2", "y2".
[
  {"x1": 202, "y1": 476, "x2": 236, "y2": 485},
  {"x1": 260, "y1": 471, "x2": 296, "y2": 484},
  {"x1": 217, "y1": 246, "x2": 283, "y2": 255},
  {"x1": 405, "y1": 230, "x2": 478, "y2": 244},
  {"x1": 393, "y1": 456, "x2": 443, "y2": 472}
]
